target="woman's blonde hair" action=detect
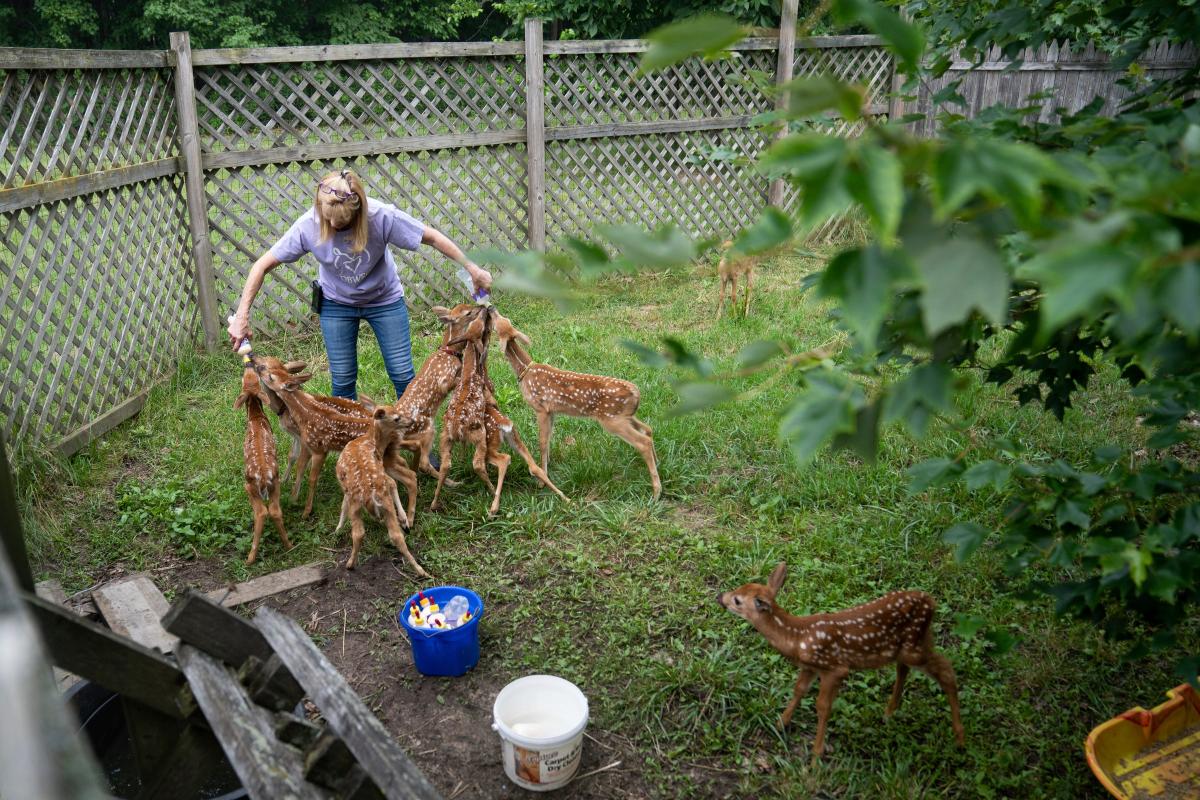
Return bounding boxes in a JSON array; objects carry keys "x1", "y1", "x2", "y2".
[{"x1": 315, "y1": 169, "x2": 369, "y2": 253}]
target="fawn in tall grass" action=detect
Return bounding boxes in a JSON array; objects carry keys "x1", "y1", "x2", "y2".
[
  {"x1": 717, "y1": 562, "x2": 964, "y2": 760},
  {"x1": 715, "y1": 239, "x2": 763, "y2": 319},
  {"x1": 234, "y1": 367, "x2": 291, "y2": 564}
]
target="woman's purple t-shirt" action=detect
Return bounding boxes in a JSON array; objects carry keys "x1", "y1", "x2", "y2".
[{"x1": 269, "y1": 199, "x2": 424, "y2": 307}]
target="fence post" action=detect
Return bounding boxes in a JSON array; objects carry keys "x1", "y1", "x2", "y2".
[
  {"x1": 767, "y1": 0, "x2": 799, "y2": 208},
  {"x1": 524, "y1": 17, "x2": 547, "y2": 251},
  {"x1": 169, "y1": 31, "x2": 221, "y2": 352}
]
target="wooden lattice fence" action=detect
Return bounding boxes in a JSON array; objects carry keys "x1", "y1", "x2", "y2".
[
  {"x1": 2, "y1": 27, "x2": 1193, "y2": 457},
  {"x1": 0, "y1": 51, "x2": 195, "y2": 454}
]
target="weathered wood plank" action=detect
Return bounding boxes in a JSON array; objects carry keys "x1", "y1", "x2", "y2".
[
  {"x1": 93, "y1": 575, "x2": 178, "y2": 654},
  {"x1": 170, "y1": 31, "x2": 222, "y2": 353},
  {"x1": 525, "y1": 18, "x2": 547, "y2": 251},
  {"x1": 54, "y1": 388, "x2": 150, "y2": 457},
  {"x1": 191, "y1": 41, "x2": 524, "y2": 65},
  {"x1": 545, "y1": 115, "x2": 755, "y2": 141},
  {"x1": 0, "y1": 47, "x2": 168, "y2": 69},
  {"x1": 204, "y1": 563, "x2": 326, "y2": 607},
  {"x1": 255, "y1": 607, "x2": 443, "y2": 800},
  {"x1": 162, "y1": 589, "x2": 274, "y2": 666},
  {"x1": 176, "y1": 643, "x2": 331, "y2": 800},
  {"x1": 238, "y1": 653, "x2": 305, "y2": 712},
  {"x1": 199, "y1": 129, "x2": 528, "y2": 170},
  {"x1": 22, "y1": 592, "x2": 187, "y2": 719}
]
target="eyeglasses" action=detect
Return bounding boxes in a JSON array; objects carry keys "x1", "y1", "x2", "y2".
[{"x1": 318, "y1": 183, "x2": 355, "y2": 202}]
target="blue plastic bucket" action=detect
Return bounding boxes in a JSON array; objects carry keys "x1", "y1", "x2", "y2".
[{"x1": 398, "y1": 585, "x2": 484, "y2": 677}]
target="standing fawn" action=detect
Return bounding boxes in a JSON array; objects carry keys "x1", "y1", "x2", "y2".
[
  {"x1": 251, "y1": 356, "x2": 416, "y2": 526},
  {"x1": 390, "y1": 303, "x2": 487, "y2": 481},
  {"x1": 491, "y1": 313, "x2": 661, "y2": 499},
  {"x1": 234, "y1": 368, "x2": 291, "y2": 565},
  {"x1": 717, "y1": 562, "x2": 964, "y2": 760},
  {"x1": 429, "y1": 308, "x2": 568, "y2": 516},
  {"x1": 335, "y1": 405, "x2": 427, "y2": 575},
  {"x1": 715, "y1": 239, "x2": 762, "y2": 319}
]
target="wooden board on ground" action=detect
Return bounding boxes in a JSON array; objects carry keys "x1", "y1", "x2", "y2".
[
  {"x1": 205, "y1": 564, "x2": 325, "y2": 608},
  {"x1": 93, "y1": 575, "x2": 178, "y2": 654}
]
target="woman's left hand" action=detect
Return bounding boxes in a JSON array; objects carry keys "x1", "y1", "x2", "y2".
[{"x1": 467, "y1": 263, "x2": 493, "y2": 293}]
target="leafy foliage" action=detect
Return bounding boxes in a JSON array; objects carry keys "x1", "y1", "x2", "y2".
[{"x1": 481, "y1": 0, "x2": 1200, "y2": 673}]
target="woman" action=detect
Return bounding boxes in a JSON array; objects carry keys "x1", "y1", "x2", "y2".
[{"x1": 226, "y1": 169, "x2": 492, "y2": 401}]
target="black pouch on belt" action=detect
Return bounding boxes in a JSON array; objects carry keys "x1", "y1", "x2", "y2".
[{"x1": 310, "y1": 280, "x2": 323, "y2": 314}]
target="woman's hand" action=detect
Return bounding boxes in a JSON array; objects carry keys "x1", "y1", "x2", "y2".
[
  {"x1": 466, "y1": 262, "x2": 493, "y2": 293},
  {"x1": 227, "y1": 311, "x2": 251, "y2": 350}
]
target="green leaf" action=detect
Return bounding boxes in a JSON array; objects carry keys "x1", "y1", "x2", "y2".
[
  {"x1": 832, "y1": 0, "x2": 925, "y2": 73},
  {"x1": 915, "y1": 236, "x2": 1009, "y2": 335},
  {"x1": 943, "y1": 522, "x2": 987, "y2": 561},
  {"x1": 1162, "y1": 262, "x2": 1200, "y2": 335},
  {"x1": 758, "y1": 135, "x2": 851, "y2": 227},
  {"x1": 908, "y1": 457, "x2": 962, "y2": 493},
  {"x1": 735, "y1": 340, "x2": 784, "y2": 368},
  {"x1": 474, "y1": 248, "x2": 577, "y2": 309},
  {"x1": 818, "y1": 245, "x2": 910, "y2": 346},
  {"x1": 562, "y1": 236, "x2": 611, "y2": 277},
  {"x1": 778, "y1": 376, "x2": 861, "y2": 465},
  {"x1": 640, "y1": 14, "x2": 748, "y2": 72},
  {"x1": 731, "y1": 206, "x2": 792, "y2": 256},
  {"x1": 847, "y1": 144, "x2": 903, "y2": 242},
  {"x1": 621, "y1": 340, "x2": 669, "y2": 369},
  {"x1": 952, "y1": 613, "x2": 987, "y2": 638},
  {"x1": 963, "y1": 460, "x2": 1011, "y2": 491},
  {"x1": 779, "y1": 75, "x2": 864, "y2": 121},
  {"x1": 983, "y1": 628, "x2": 1017, "y2": 655},
  {"x1": 596, "y1": 224, "x2": 697, "y2": 269},
  {"x1": 1056, "y1": 499, "x2": 1091, "y2": 530},
  {"x1": 669, "y1": 382, "x2": 736, "y2": 415},
  {"x1": 881, "y1": 362, "x2": 953, "y2": 437},
  {"x1": 1018, "y1": 244, "x2": 1137, "y2": 335},
  {"x1": 831, "y1": 400, "x2": 881, "y2": 464}
]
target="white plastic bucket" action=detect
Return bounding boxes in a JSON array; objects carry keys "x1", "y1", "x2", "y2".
[{"x1": 492, "y1": 675, "x2": 589, "y2": 791}]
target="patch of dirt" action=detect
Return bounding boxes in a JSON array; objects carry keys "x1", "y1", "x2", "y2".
[{"x1": 224, "y1": 556, "x2": 740, "y2": 799}]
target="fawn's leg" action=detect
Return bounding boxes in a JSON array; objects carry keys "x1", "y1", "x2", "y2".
[
  {"x1": 268, "y1": 484, "x2": 291, "y2": 552},
  {"x1": 429, "y1": 433, "x2": 453, "y2": 511},
  {"x1": 505, "y1": 427, "x2": 568, "y2": 501},
  {"x1": 917, "y1": 651, "x2": 965, "y2": 746},
  {"x1": 381, "y1": 497, "x2": 427, "y2": 576},
  {"x1": 887, "y1": 663, "x2": 911, "y2": 716},
  {"x1": 301, "y1": 452, "x2": 327, "y2": 518},
  {"x1": 471, "y1": 440, "x2": 496, "y2": 493},
  {"x1": 344, "y1": 506, "x2": 366, "y2": 569},
  {"x1": 283, "y1": 435, "x2": 300, "y2": 485},
  {"x1": 599, "y1": 416, "x2": 661, "y2": 499},
  {"x1": 385, "y1": 458, "x2": 419, "y2": 529},
  {"x1": 536, "y1": 410, "x2": 555, "y2": 474},
  {"x1": 743, "y1": 268, "x2": 754, "y2": 316},
  {"x1": 245, "y1": 483, "x2": 267, "y2": 565},
  {"x1": 780, "y1": 668, "x2": 817, "y2": 728},
  {"x1": 486, "y1": 450, "x2": 511, "y2": 516},
  {"x1": 812, "y1": 667, "x2": 848, "y2": 760},
  {"x1": 290, "y1": 445, "x2": 309, "y2": 500}
]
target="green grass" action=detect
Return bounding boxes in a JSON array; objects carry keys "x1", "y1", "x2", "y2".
[{"x1": 17, "y1": 248, "x2": 1184, "y2": 798}]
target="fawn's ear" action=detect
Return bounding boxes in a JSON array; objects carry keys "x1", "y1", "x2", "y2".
[
  {"x1": 432, "y1": 306, "x2": 452, "y2": 324},
  {"x1": 360, "y1": 394, "x2": 376, "y2": 412},
  {"x1": 767, "y1": 562, "x2": 787, "y2": 596},
  {"x1": 754, "y1": 597, "x2": 772, "y2": 613},
  {"x1": 284, "y1": 360, "x2": 307, "y2": 373},
  {"x1": 373, "y1": 406, "x2": 388, "y2": 421},
  {"x1": 233, "y1": 392, "x2": 247, "y2": 410},
  {"x1": 284, "y1": 373, "x2": 312, "y2": 391}
]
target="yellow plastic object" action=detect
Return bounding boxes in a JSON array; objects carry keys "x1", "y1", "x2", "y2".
[{"x1": 1086, "y1": 683, "x2": 1200, "y2": 799}]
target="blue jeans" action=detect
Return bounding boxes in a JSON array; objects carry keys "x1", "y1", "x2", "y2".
[{"x1": 319, "y1": 296, "x2": 414, "y2": 400}]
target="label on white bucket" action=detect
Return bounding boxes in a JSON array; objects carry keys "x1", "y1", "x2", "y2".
[{"x1": 510, "y1": 736, "x2": 582, "y2": 787}]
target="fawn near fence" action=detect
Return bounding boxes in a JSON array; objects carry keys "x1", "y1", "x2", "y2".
[{"x1": 0, "y1": 20, "x2": 1193, "y2": 456}]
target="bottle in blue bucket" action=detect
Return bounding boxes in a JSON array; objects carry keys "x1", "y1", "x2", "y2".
[{"x1": 399, "y1": 585, "x2": 484, "y2": 677}]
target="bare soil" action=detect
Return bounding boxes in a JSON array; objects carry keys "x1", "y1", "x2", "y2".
[{"x1": 163, "y1": 555, "x2": 741, "y2": 800}]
